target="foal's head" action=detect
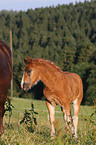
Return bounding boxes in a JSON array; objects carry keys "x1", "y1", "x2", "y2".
[{"x1": 21, "y1": 57, "x2": 40, "y2": 91}]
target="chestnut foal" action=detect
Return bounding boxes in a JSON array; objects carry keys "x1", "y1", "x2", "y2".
[{"x1": 21, "y1": 57, "x2": 83, "y2": 138}]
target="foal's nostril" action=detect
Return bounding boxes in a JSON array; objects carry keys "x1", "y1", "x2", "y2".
[{"x1": 23, "y1": 82, "x2": 29, "y2": 90}]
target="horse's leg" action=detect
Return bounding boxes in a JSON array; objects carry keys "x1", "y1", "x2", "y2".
[
  {"x1": 72, "y1": 99, "x2": 80, "y2": 138},
  {"x1": 0, "y1": 94, "x2": 7, "y2": 136},
  {"x1": 61, "y1": 107, "x2": 67, "y2": 126},
  {"x1": 0, "y1": 102, "x2": 5, "y2": 136},
  {"x1": 46, "y1": 100, "x2": 55, "y2": 138}
]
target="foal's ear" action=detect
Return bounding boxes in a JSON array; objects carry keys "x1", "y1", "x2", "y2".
[
  {"x1": 24, "y1": 56, "x2": 32, "y2": 64},
  {"x1": 26, "y1": 56, "x2": 32, "y2": 63}
]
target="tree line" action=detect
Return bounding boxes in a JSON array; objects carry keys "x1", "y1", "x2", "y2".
[{"x1": 0, "y1": 0, "x2": 96, "y2": 105}]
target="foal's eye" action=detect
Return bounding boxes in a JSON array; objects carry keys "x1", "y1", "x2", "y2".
[{"x1": 27, "y1": 69, "x2": 31, "y2": 76}]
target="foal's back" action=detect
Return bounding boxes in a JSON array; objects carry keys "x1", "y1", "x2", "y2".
[{"x1": 53, "y1": 71, "x2": 83, "y2": 105}]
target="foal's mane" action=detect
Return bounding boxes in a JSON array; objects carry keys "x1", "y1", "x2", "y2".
[{"x1": 31, "y1": 58, "x2": 63, "y2": 73}]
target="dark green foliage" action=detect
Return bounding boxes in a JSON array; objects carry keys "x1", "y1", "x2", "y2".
[
  {"x1": 20, "y1": 102, "x2": 38, "y2": 132},
  {"x1": 0, "y1": 1, "x2": 96, "y2": 105}
]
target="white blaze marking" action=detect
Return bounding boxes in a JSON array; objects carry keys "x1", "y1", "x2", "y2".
[{"x1": 21, "y1": 71, "x2": 25, "y2": 89}]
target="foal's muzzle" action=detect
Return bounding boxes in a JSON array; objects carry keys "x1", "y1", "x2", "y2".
[{"x1": 22, "y1": 82, "x2": 30, "y2": 91}]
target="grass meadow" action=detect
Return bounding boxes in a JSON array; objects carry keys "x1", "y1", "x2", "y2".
[{"x1": 0, "y1": 97, "x2": 96, "y2": 145}]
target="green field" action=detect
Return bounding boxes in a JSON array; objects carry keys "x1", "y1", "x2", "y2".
[{"x1": 0, "y1": 97, "x2": 96, "y2": 145}]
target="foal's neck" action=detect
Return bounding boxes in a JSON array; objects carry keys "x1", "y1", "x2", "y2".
[{"x1": 39, "y1": 65, "x2": 56, "y2": 89}]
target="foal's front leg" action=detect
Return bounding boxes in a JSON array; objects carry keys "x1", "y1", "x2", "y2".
[{"x1": 46, "y1": 100, "x2": 55, "y2": 138}]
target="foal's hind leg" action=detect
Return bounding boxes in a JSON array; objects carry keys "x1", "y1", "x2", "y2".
[
  {"x1": 72, "y1": 98, "x2": 80, "y2": 138},
  {"x1": 46, "y1": 100, "x2": 55, "y2": 138},
  {"x1": 63, "y1": 104, "x2": 72, "y2": 130},
  {"x1": 61, "y1": 107, "x2": 67, "y2": 126}
]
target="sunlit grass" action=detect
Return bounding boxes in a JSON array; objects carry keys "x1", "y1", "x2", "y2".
[{"x1": 0, "y1": 97, "x2": 95, "y2": 145}]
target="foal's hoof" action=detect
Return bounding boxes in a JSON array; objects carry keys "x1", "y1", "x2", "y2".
[{"x1": 74, "y1": 135, "x2": 78, "y2": 138}]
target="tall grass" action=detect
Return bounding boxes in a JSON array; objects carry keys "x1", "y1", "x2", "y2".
[{"x1": 0, "y1": 97, "x2": 95, "y2": 145}]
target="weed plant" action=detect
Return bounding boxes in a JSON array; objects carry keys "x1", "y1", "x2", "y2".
[{"x1": 20, "y1": 103, "x2": 38, "y2": 133}]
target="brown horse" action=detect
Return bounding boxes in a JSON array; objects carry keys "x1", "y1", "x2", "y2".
[
  {"x1": 21, "y1": 56, "x2": 83, "y2": 138},
  {"x1": 0, "y1": 40, "x2": 12, "y2": 136}
]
